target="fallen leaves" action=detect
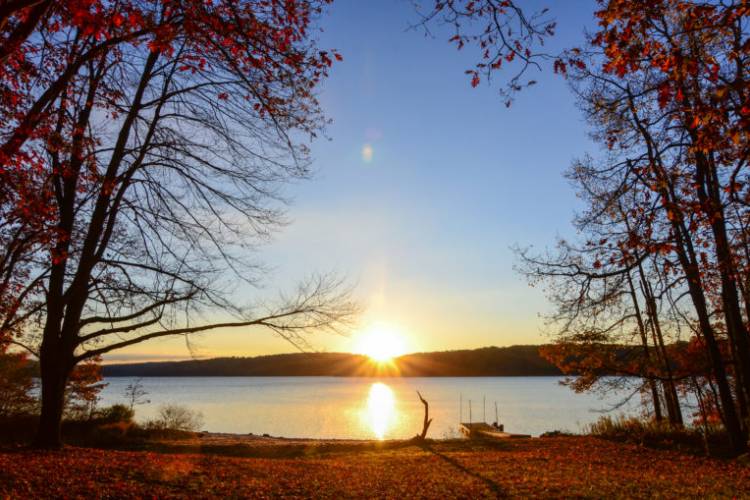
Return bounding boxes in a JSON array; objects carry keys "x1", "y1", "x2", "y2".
[{"x1": 0, "y1": 437, "x2": 747, "y2": 498}]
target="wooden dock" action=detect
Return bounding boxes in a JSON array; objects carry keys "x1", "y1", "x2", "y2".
[{"x1": 459, "y1": 422, "x2": 530, "y2": 439}]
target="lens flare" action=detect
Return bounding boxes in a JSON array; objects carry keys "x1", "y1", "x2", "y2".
[{"x1": 361, "y1": 143, "x2": 374, "y2": 162}]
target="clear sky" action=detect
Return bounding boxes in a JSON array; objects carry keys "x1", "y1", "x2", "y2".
[{"x1": 107, "y1": 0, "x2": 601, "y2": 363}]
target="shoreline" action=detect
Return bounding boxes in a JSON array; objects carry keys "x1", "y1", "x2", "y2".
[{"x1": 151, "y1": 430, "x2": 460, "y2": 453}]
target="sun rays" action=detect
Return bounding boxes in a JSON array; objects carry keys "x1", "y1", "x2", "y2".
[{"x1": 354, "y1": 323, "x2": 407, "y2": 363}]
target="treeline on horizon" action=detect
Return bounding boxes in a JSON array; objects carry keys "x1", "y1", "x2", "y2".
[{"x1": 102, "y1": 346, "x2": 565, "y2": 377}]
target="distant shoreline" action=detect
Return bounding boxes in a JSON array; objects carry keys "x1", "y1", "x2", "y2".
[{"x1": 102, "y1": 345, "x2": 565, "y2": 378}]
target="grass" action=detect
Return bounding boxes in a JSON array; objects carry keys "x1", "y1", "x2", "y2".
[
  {"x1": 588, "y1": 415, "x2": 733, "y2": 457},
  {"x1": 1, "y1": 436, "x2": 748, "y2": 498}
]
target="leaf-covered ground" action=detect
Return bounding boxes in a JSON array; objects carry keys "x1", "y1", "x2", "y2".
[{"x1": 0, "y1": 436, "x2": 747, "y2": 498}]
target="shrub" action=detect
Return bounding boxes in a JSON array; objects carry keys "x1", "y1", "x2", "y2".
[
  {"x1": 83, "y1": 421, "x2": 135, "y2": 446},
  {"x1": 97, "y1": 404, "x2": 135, "y2": 424},
  {"x1": 149, "y1": 404, "x2": 203, "y2": 432},
  {"x1": 540, "y1": 430, "x2": 575, "y2": 438}
]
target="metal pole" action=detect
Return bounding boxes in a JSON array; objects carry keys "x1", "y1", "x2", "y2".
[
  {"x1": 495, "y1": 401, "x2": 499, "y2": 424},
  {"x1": 483, "y1": 396, "x2": 486, "y2": 423},
  {"x1": 469, "y1": 400, "x2": 472, "y2": 423},
  {"x1": 459, "y1": 393, "x2": 462, "y2": 423}
]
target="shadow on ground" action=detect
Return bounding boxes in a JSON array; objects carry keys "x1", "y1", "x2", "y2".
[{"x1": 419, "y1": 441, "x2": 510, "y2": 498}]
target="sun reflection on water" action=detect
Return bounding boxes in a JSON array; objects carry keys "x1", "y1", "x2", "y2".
[{"x1": 365, "y1": 382, "x2": 396, "y2": 439}]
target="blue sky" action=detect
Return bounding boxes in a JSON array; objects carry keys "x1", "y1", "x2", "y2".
[{"x1": 112, "y1": 0, "x2": 601, "y2": 362}]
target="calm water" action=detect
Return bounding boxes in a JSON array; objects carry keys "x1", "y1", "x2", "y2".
[{"x1": 99, "y1": 377, "x2": 641, "y2": 439}]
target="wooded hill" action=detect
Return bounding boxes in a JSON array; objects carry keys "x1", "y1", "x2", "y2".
[{"x1": 102, "y1": 345, "x2": 563, "y2": 377}]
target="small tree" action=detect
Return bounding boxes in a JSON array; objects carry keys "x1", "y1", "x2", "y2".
[
  {"x1": 64, "y1": 358, "x2": 107, "y2": 420},
  {"x1": 0, "y1": 349, "x2": 36, "y2": 417},
  {"x1": 124, "y1": 378, "x2": 150, "y2": 411},
  {"x1": 152, "y1": 404, "x2": 203, "y2": 432}
]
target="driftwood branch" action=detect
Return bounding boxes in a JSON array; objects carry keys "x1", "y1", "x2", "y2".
[{"x1": 416, "y1": 391, "x2": 433, "y2": 441}]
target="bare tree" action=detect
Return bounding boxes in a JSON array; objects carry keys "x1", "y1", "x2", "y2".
[{"x1": 123, "y1": 378, "x2": 150, "y2": 412}]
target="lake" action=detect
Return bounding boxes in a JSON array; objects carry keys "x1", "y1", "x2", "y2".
[{"x1": 99, "y1": 376, "x2": 642, "y2": 439}]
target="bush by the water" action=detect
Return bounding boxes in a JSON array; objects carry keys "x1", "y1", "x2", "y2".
[
  {"x1": 148, "y1": 404, "x2": 203, "y2": 432},
  {"x1": 70, "y1": 404, "x2": 202, "y2": 445},
  {"x1": 96, "y1": 404, "x2": 135, "y2": 424},
  {"x1": 0, "y1": 402, "x2": 203, "y2": 447}
]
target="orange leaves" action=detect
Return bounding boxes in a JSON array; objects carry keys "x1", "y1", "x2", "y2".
[
  {"x1": 65, "y1": 358, "x2": 107, "y2": 418},
  {"x1": 591, "y1": 0, "x2": 750, "y2": 161}
]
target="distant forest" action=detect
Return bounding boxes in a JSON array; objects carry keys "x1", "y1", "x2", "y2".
[{"x1": 102, "y1": 346, "x2": 564, "y2": 377}]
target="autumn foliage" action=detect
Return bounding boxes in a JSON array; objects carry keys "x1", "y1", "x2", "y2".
[{"x1": 64, "y1": 358, "x2": 107, "y2": 420}]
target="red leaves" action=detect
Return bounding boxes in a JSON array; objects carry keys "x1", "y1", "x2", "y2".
[
  {"x1": 112, "y1": 13, "x2": 124, "y2": 28},
  {"x1": 591, "y1": 0, "x2": 750, "y2": 160},
  {"x1": 657, "y1": 81, "x2": 672, "y2": 109},
  {"x1": 65, "y1": 357, "x2": 107, "y2": 418}
]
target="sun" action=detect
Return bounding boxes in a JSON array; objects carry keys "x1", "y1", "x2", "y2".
[{"x1": 354, "y1": 324, "x2": 407, "y2": 363}]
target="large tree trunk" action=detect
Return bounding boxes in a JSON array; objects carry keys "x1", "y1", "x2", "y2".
[{"x1": 34, "y1": 346, "x2": 70, "y2": 449}]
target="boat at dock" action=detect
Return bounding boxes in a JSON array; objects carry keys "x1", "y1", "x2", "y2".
[{"x1": 459, "y1": 422, "x2": 531, "y2": 439}]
